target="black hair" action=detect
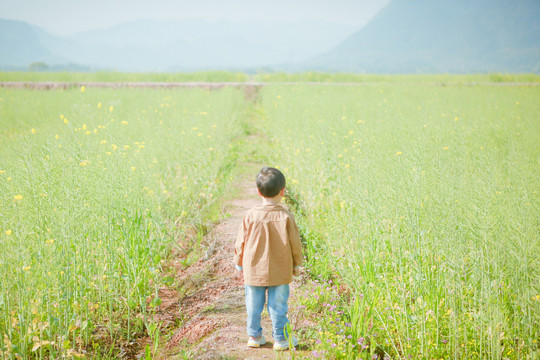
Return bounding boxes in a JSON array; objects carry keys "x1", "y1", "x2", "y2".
[{"x1": 256, "y1": 167, "x2": 286, "y2": 198}]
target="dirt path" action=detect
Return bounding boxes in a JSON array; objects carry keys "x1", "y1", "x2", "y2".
[{"x1": 145, "y1": 173, "x2": 310, "y2": 359}]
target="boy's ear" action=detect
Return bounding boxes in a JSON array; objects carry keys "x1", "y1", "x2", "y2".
[
  {"x1": 257, "y1": 188, "x2": 263, "y2": 197},
  {"x1": 280, "y1": 187, "x2": 285, "y2": 196}
]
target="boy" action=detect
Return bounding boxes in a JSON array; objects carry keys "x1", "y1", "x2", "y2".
[{"x1": 234, "y1": 167, "x2": 303, "y2": 350}]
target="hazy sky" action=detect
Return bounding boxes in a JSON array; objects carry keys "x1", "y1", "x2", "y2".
[{"x1": 0, "y1": 0, "x2": 390, "y2": 35}]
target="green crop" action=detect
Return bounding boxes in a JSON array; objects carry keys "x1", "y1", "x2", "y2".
[
  {"x1": 0, "y1": 86, "x2": 243, "y2": 358},
  {"x1": 261, "y1": 83, "x2": 539, "y2": 359}
]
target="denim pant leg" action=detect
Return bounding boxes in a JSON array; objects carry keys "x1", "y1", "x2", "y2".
[
  {"x1": 267, "y1": 284, "x2": 290, "y2": 342},
  {"x1": 245, "y1": 285, "x2": 266, "y2": 338}
]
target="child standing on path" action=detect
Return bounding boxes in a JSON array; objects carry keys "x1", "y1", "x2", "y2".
[{"x1": 234, "y1": 167, "x2": 303, "y2": 350}]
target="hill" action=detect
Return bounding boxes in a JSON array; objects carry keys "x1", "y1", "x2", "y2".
[
  {"x1": 306, "y1": 0, "x2": 540, "y2": 73},
  {"x1": 0, "y1": 19, "x2": 65, "y2": 69}
]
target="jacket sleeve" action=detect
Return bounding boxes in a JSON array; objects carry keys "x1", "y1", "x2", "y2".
[
  {"x1": 233, "y1": 216, "x2": 247, "y2": 266},
  {"x1": 288, "y1": 216, "x2": 303, "y2": 268}
]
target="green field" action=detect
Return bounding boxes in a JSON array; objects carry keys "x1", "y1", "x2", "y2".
[
  {"x1": 259, "y1": 84, "x2": 539, "y2": 359},
  {"x1": 254, "y1": 72, "x2": 540, "y2": 84},
  {"x1": 0, "y1": 76, "x2": 538, "y2": 359},
  {"x1": 0, "y1": 86, "x2": 244, "y2": 358}
]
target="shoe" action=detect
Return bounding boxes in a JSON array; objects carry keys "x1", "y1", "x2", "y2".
[
  {"x1": 247, "y1": 334, "x2": 266, "y2": 348},
  {"x1": 273, "y1": 335, "x2": 298, "y2": 350}
]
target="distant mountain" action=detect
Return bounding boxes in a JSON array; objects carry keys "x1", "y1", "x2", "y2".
[
  {"x1": 0, "y1": 18, "x2": 355, "y2": 71},
  {"x1": 306, "y1": 0, "x2": 540, "y2": 73},
  {"x1": 3, "y1": 3, "x2": 539, "y2": 74},
  {"x1": 0, "y1": 19, "x2": 65, "y2": 68}
]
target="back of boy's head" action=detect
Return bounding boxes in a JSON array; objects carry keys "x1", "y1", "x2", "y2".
[{"x1": 256, "y1": 167, "x2": 286, "y2": 198}]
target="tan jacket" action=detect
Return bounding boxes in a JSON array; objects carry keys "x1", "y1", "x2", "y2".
[{"x1": 234, "y1": 204, "x2": 303, "y2": 286}]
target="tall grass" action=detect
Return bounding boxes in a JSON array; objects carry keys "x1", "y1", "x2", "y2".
[
  {"x1": 0, "y1": 86, "x2": 244, "y2": 358},
  {"x1": 1, "y1": 77, "x2": 538, "y2": 359},
  {"x1": 260, "y1": 84, "x2": 539, "y2": 359}
]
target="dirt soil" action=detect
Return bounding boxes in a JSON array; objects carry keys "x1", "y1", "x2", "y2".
[{"x1": 145, "y1": 175, "x2": 311, "y2": 359}]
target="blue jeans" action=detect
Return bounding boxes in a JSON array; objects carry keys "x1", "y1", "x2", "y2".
[{"x1": 245, "y1": 284, "x2": 290, "y2": 342}]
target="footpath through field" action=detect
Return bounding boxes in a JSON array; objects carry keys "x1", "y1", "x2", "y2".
[
  {"x1": 147, "y1": 172, "x2": 309, "y2": 359},
  {"x1": 128, "y1": 85, "x2": 312, "y2": 359}
]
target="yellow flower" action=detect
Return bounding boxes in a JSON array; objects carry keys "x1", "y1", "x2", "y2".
[
  {"x1": 31, "y1": 128, "x2": 37, "y2": 134},
  {"x1": 5, "y1": 229, "x2": 12, "y2": 236},
  {"x1": 46, "y1": 239, "x2": 54, "y2": 244},
  {"x1": 23, "y1": 266, "x2": 31, "y2": 271},
  {"x1": 0, "y1": 170, "x2": 5, "y2": 175},
  {"x1": 442, "y1": 146, "x2": 449, "y2": 150},
  {"x1": 13, "y1": 195, "x2": 23, "y2": 201},
  {"x1": 121, "y1": 121, "x2": 128, "y2": 125},
  {"x1": 395, "y1": 151, "x2": 403, "y2": 156},
  {"x1": 80, "y1": 85, "x2": 85, "y2": 92},
  {"x1": 98, "y1": 102, "x2": 102, "y2": 108},
  {"x1": 64, "y1": 118, "x2": 69, "y2": 124},
  {"x1": 109, "y1": 106, "x2": 114, "y2": 112}
]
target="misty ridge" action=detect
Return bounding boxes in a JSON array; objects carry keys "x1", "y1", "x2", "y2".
[
  {"x1": 307, "y1": 0, "x2": 540, "y2": 73},
  {"x1": 1, "y1": 0, "x2": 540, "y2": 73},
  {"x1": 0, "y1": 18, "x2": 356, "y2": 72}
]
